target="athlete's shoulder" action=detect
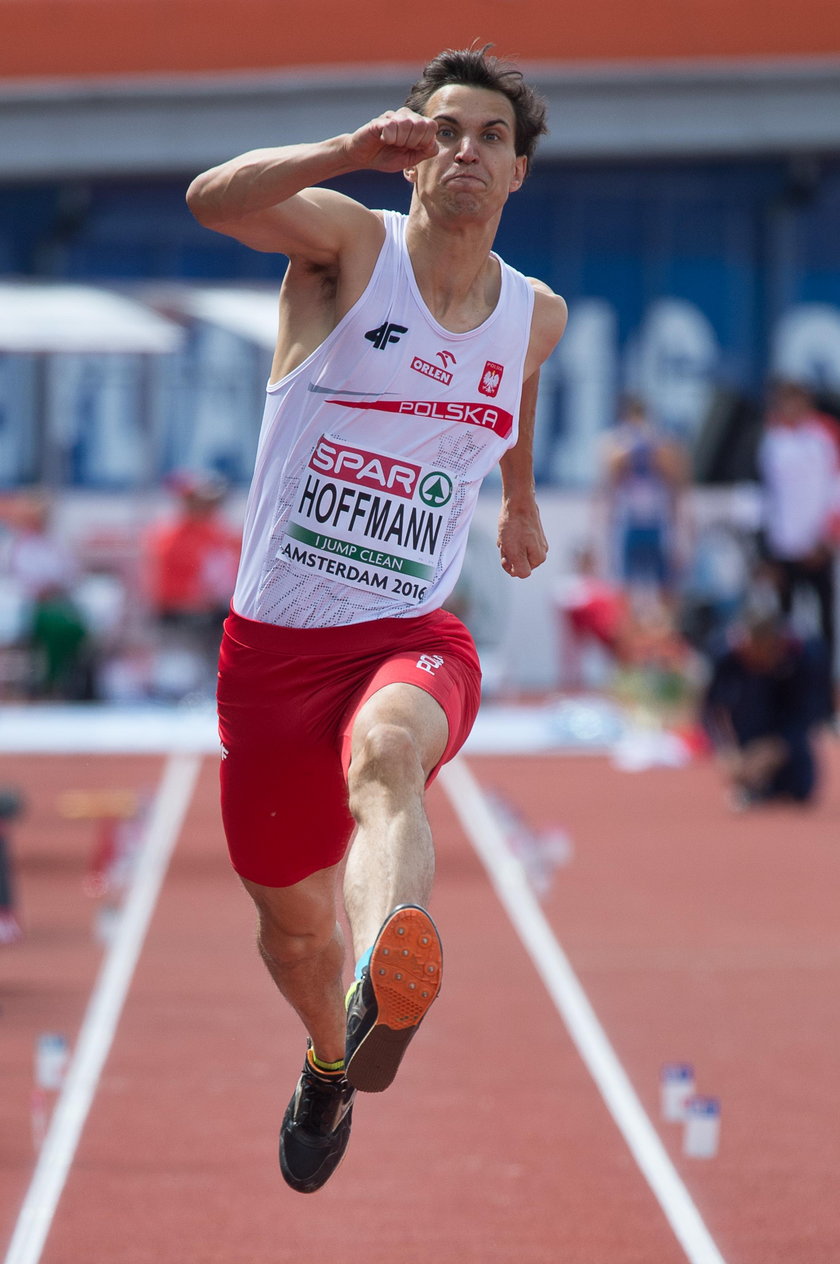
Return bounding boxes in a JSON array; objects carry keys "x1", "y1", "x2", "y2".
[
  {"x1": 527, "y1": 277, "x2": 568, "y2": 360},
  {"x1": 528, "y1": 275, "x2": 567, "y2": 314}
]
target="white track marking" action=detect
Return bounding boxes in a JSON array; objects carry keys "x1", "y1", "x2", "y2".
[
  {"x1": 440, "y1": 757, "x2": 728, "y2": 1264},
  {"x1": 4, "y1": 753, "x2": 202, "y2": 1264}
]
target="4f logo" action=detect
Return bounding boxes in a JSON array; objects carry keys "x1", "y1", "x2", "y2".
[{"x1": 365, "y1": 321, "x2": 408, "y2": 350}]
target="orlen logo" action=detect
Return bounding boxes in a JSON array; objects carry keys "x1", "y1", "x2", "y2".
[
  {"x1": 309, "y1": 438, "x2": 420, "y2": 499},
  {"x1": 478, "y1": 361, "x2": 504, "y2": 398},
  {"x1": 411, "y1": 355, "x2": 453, "y2": 386}
]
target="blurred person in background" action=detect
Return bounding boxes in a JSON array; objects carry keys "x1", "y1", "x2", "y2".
[
  {"x1": 556, "y1": 541, "x2": 702, "y2": 730},
  {"x1": 0, "y1": 490, "x2": 93, "y2": 700},
  {"x1": 143, "y1": 471, "x2": 241, "y2": 695},
  {"x1": 601, "y1": 394, "x2": 689, "y2": 607},
  {"x1": 554, "y1": 543, "x2": 629, "y2": 689},
  {"x1": 701, "y1": 608, "x2": 828, "y2": 809},
  {"x1": 0, "y1": 787, "x2": 25, "y2": 944},
  {"x1": 757, "y1": 378, "x2": 840, "y2": 725},
  {"x1": 595, "y1": 402, "x2": 695, "y2": 719}
]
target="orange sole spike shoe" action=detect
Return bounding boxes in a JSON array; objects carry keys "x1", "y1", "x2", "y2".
[{"x1": 345, "y1": 904, "x2": 443, "y2": 1093}]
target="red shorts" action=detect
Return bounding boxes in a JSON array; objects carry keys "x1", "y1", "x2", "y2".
[{"x1": 217, "y1": 606, "x2": 481, "y2": 887}]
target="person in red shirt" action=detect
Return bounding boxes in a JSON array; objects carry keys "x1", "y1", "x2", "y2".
[{"x1": 144, "y1": 472, "x2": 241, "y2": 676}]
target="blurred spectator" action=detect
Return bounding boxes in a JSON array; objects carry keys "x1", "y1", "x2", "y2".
[
  {"x1": 0, "y1": 787, "x2": 24, "y2": 944},
  {"x1": 0, "y1": 491, "x2": 79, "y2": 599},
  {"x1": 678, "y1": 520, "x2": 753, "y2": 657},
  {"x1": 0, "y1": 491, "x2": 94, "y2": 700},
  {"x1": 555, "y1": 544, "x2": 700, "y2": 717},
  {"x1": 601, "y1": 395, "x2": 688, "y2": 604},
  {"x1": 701, "y1": 610, "x2": 828, "y2": 809},
  {"x1": 757, "y1": 379, "x2": 840, "y2": 723},
  {"x1": 611, "y1": 589, "x2": 701, "y2": 725},
  {"x1": 554, "y1": 544, "x2": 629, "y2": 688},
  {"x1": 143, "y1": 472, "x2": 241, "y2": 696}
]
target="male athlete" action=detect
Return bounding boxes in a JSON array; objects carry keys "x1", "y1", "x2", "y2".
[{"x1": 186, "y1": 46, "x2": 567, "y2": 1193}]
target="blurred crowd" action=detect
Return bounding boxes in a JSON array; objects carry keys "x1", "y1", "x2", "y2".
[
  {"x1": 555, "y1": 378, "x2": 840, "y2": 808},
  {"x1": 0, "y1": 472, "x2": 240, "y2": 706},
  {"x1": 1, "y1": 376, "x2": 838, "y2": 810}
]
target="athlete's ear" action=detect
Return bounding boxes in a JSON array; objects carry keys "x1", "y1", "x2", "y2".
[
  {"x1": 509, "y1": 155, "x2": 527, "y2": 193},
  {"x1": 403, "y1": 167, "x2": 418, "y2": 185}
]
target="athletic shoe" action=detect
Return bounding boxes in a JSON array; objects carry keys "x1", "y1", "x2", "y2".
[
  {"x1": 279, "y1": 1051, "x2": 356, "y2": 1194},
  {"x1": 345, "y1": 904, "x2": 443, "y2": 1093}
]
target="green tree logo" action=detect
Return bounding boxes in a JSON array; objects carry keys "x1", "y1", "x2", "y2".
[{"x1": 418, "y1": 472, "x2": 453, "y2": 507}]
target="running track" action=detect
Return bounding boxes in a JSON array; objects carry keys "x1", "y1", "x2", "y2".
[{"x1": 2, "y1": 715, "x2": 839, "y2": 1263}]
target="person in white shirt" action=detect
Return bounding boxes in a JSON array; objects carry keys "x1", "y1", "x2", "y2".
[
  {"x1": 187, "y1": 45, "x2": 567, "y2": 1192},
  {"x1": 758, "y1": 378, "x2": 839, "y2": 724}
]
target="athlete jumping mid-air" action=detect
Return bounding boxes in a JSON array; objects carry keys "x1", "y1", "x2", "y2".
[{"x1": 186, "y1": 44, "x2": 567, "y2": 1192}]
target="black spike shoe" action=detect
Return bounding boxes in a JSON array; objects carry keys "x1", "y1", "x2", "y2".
[{"x1": 279, "y1": 1051, "x2": 355, "y2": 1193}]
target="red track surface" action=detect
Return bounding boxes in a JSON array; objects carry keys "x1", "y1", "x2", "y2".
[{"x1": 2, "y1": 736, "x2": 839, "y2": 1263}]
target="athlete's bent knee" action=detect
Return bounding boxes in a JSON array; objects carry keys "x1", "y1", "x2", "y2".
[
  {"x1": 246, "y1": 885, "x2": 337, "y2": 968},
  {"x1": 348, "y1": 722, "x2": 423, "y2": 798},
  {"x1": 257, "y1": 916, "x2": 335, "y2": 970}
]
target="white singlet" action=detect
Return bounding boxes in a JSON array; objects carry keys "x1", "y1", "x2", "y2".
[
  {"x1": 233, "y1": 209, "x2": 535, "y2": 628},
  {"x1": 759, "y1": 419, "x2": 840, "y2": 559}
]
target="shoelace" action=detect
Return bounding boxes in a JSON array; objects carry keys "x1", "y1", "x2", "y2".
[{"x1": 296, "y1": 1066, "x2": 352, "y2": 1135}]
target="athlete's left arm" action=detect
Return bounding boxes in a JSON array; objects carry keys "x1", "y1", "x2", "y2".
[
  {"x1": 497, "y1": 284, "x2": 568, "y2": 579},
  {"x1": 497, "y1": 370, "x2": 548, "y2": 578}
]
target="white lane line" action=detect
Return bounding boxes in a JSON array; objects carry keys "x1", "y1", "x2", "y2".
[
  {"x1": 439, "y1": 757, "x2": 728, "y2": 1264},
  {"x1": 4, "y1": 753, "x2": 202, "y2": 1264}
]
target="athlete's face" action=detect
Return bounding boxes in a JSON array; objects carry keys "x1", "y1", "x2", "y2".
[{"x1": 405, "y1": 85, "x2": 526, "y2": 218}]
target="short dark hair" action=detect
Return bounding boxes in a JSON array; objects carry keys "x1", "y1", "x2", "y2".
[{"x1": 404, "y1": 46, "x2": 548, "y2": 175}]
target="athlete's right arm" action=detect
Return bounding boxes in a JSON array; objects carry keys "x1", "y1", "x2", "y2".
[{"x1": 186, "y1": 108, "x2": 439, "y2": 264}]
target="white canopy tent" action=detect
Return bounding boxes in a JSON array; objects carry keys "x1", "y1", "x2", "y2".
[
  {"x1": 144, "y1": 284, "x2": 279, "y2": 350},
  {"x1": 0, "y1": 282, "x2": 184, "y2": 354},
  {"x1": 0, "y1": 283, "x2": 185, "y2": 489},
  {"x1": 134, "y1": 284, "x2": 278, "y2": 480},
  {"x1": 0, "y1": 282, "x2": 283, "y2": 491}
]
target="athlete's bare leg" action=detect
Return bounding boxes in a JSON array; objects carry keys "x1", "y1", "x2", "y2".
[
  {"x1": 240, "y1": 683, "x2": 447, "y2": 1061},
  {"x1": 241, "y1": 864, "x2": 347, "y2": 1063},
  {"x1": 342, "y1": 682, "x2": 449, "y2": 959}
]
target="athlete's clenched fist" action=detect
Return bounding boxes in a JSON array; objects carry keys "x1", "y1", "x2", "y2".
[{"x1": 345, "y1": 108, "x2": 439, "y2": 173}]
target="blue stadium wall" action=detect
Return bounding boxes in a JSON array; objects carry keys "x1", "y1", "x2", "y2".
[{"x1": 2, "y1": 153, "x2": 839, "y2": 488}]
